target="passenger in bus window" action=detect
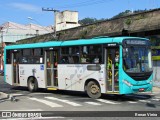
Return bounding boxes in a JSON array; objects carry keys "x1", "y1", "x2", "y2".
[
  {"x1": 22, "y1": 57, "x2": 27, "y2": 63},
  {"x1": 93, "y1": 56, "x2": 99, "y2": 63},
  {"x1": 68, "y1": 56, "x2": 74, "y2": 64},
  {"x1": 60, "y1": 56, "x2": 68, "y2": 64},
  {"x1": 81, "y1": 53, "x2": 89, "y2": 63},
  {"x1": 6, "y1": 58, "x2": 10, "y2": 64}
]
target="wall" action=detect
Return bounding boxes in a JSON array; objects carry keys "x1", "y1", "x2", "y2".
[{"x1": 56, "y1": 11, "x2": 80, "y2": 31}]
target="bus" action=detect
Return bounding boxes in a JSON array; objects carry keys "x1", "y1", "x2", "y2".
[{"x1": 4, "y1": 36, "x2": 153, "y2": 98}]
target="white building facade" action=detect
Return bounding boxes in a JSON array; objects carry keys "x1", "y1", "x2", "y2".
[
  {"x1": 0, "y1": 22, "x2": 53, "y2": 71},
  {"x1": 0, "y1": 22, "x2": 53, "y2": 43},
  {"x1": 56, "y1": 10, "x2": 80, "y2": 31}
]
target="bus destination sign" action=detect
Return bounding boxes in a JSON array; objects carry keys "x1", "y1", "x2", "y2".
[{"x1": 126, "y1": 40, "x2": 147, "y2": 45}]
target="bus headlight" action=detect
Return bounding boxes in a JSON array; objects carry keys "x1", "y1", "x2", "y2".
[
  {"x1": 148, "y1": 80, "x2": 153, "y2": 84},
  {"x1": 123, "y1": 80, "x2": 133, "y2": 87}
]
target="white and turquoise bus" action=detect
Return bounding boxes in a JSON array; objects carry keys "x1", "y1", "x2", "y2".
[{"x1": 4, "y1": 37, "x2": 153, "y2": 98}]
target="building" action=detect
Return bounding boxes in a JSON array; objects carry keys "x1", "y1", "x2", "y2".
[
  {"x1": 0, "y1": 21, "x2": 54, "y2": 71},
  {"x1": 0, "y1": 22, "x2": 53, "y2": 43},
  {"x1": 56, "y1": 10, "x2": 80, "y2": 31}
]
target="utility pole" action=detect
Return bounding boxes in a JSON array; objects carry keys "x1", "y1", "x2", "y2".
[
  {"x1": 42, "y1": 8, "x2": 60, "y2": 38},
  {"x1": 0, "y1": 28, "x2": 4, "y2": 71}
]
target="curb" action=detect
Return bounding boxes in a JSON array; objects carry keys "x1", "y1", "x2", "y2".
[{"x1": 0, "y1": 92, "x2": 9, "y2": 100}]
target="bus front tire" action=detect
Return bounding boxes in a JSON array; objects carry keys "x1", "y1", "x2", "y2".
[
  {"x1": 86, "y1": 81, "x2": 101, "y2": 99},
  {"x1": 27, "y1": 77, "x2": 38, "y2": 92}
]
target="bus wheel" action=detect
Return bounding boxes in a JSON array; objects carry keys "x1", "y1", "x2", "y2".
[
  {"x1": 86, "y1": 81, "x2": 101, "y2": 99},
  {"x1": 28, "y1": 77, "x2": 38, "y2": 92}
]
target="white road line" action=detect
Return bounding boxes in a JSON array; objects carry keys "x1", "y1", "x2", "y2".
[
  {"x1": 31, "y1": 93, "x2": 52, "y2": 95},
  {"x1": 128, "y1": 101, "x2": 138, "y2": 104},
  {"x1": 96, "y1": 99, "x2": 120, "y2": 104},
  {"x1": 155, "y1": 97, "x2": 160, "y2": 99},
  {"x1": 9, "y1": 94, "x2": 23, "y2": 96},
  {"x1": 138, "y1": 100, "x2": 151, "y2": 103},
  {"x1": 152, "y1": 98, "x2": 160, "y2": 101},
  {"x1": 85, "y1": 102, "x2": 101, "y2": 105},
  {"x1": 29, "y1": 98, "x2": 63, "y2": 107},
  {"x1": 45, "y1": 97, "x2": 82, "y2": 106}
]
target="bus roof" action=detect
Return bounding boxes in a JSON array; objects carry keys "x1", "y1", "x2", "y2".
[{"x1": 5, "y1": 36, "x2": 148, "y2": 50}]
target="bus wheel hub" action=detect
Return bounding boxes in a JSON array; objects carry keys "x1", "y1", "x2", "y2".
[{"x1": 91, "y1": 85, "x2": 99, "y2": 94}]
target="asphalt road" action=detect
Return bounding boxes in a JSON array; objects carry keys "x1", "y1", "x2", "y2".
[{"x1": 0, "y1": 76, "x2": 160, "y2": 119}]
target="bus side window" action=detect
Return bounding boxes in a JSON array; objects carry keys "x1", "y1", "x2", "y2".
[
  {"x1": 73, "y1": 56, "x2": 79, "y2": 63},
  {"x1": 6, "y1": 50, "x2": 11, "y2": 64},
  {"x1": 21, "y1": 57, "x2": 28, "y2": 63},
  {"x1": 60, "y1": 56, "x2": 68, "y2": 64},
  {"x1": 68, "y1": 56, "x2": 74, "y2": 64}
]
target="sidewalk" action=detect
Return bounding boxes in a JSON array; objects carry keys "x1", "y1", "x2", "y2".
[{"x1": 0, "y1": 92, "x2": 9, "y2": 100}]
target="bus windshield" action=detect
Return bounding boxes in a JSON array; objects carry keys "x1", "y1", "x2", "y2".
[{"x1": 123, "y1": 46, "x2": 152, "y2": 73}]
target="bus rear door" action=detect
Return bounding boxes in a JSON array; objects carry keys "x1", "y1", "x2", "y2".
[
  {"x1": 105, "y1": 46, "x2": 119, "y2": 93},
  {"x1": 45, "y1": 49, "x2": 58, "y2": 88}
]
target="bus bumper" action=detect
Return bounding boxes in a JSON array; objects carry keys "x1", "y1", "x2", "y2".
[{"x1": 121, "y1": 81, "x2": 153, "y2": 94}]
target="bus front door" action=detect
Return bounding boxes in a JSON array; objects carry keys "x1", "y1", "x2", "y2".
[
  {"x1": 12, "y1": 51, "x2": 20, "y2": 85},
  {"x1": 45, "y1": 50, "x2": 58, "y2": 87},
  {"x1": 106, "y1": 48, "x2": 119, "y2": 93}
]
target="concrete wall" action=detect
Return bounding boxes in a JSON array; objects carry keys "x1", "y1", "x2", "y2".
[
  {"x1": 56, "y1": 11, "x2": 80, "y2": 31},
  {"x1": 56, "y1": 11, "x2": 79, "y2": 24},
  {"x1": 56, "y1": 23, "x2": 80, "y2": 31}
]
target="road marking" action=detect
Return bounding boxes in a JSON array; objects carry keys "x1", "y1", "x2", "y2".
[
  {"x1": 45, "y1": 97, "x2": 82, "y2": 106},
  {"x1": 9, "y1": 94, "x2": 23, "y2": 96},
  {"x1": 85, "y1": 102, "x2": 101, "y2": 105},
  {"x1": 29, "y1": 98, "x2": 63, "y2": 107},
  {"x1": 96, "y1": 99, "x2": 120, "y2": 104},
  {"x1": 138, "y1": 100, "x2": 151, "y2": 103},
  {"x1": 152, "y1": 98, "x2": 160, "y2": 101},
  {"x1": 128, "y1": 101, "x2": 138, "y2": 104},
  {"x1": 155, "y1": 97, "x2": 160, "y2": 99},
  {"x1": 31, "y1": 93, "x2": 52, "y2": 95}
]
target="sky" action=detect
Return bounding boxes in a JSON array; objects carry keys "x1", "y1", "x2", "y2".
[{"x1": 0, "y1": 0, "x2": 160, "y2": 26}]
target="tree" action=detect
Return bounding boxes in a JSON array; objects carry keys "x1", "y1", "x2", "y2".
[
  {"x1": 112, "y1": 10, "x2": 132, "y2": 18},
  {"x1": 79, "y1": 17, "x2": 97, "y2": 25}
]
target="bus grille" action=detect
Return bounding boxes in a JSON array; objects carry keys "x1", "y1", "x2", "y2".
[{"x1": 126, "y1": 72, "x2": 152, "y2": 81}]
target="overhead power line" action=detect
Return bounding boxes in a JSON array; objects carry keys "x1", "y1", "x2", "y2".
[{"x1": 50, "y1": 0, "x2": 113, "y2": 9}]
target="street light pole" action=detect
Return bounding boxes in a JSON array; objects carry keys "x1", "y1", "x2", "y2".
[{"x1": 27, "y1": 17, "x2": 55, "y2": 38}]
